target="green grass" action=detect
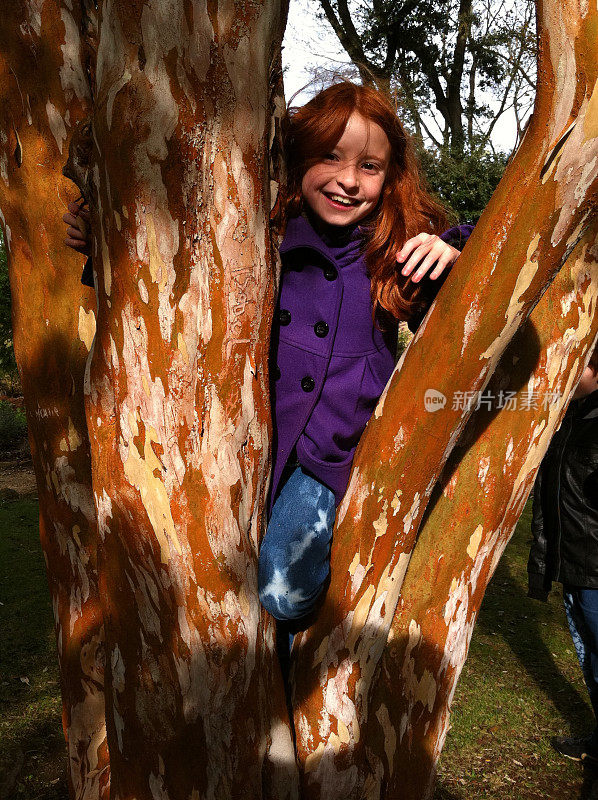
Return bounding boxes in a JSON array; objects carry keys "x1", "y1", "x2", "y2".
[
  {"x1": 0, "y1": 498, "x2": 67, "y2": 800},
  {"x1": 435, "y1": 501, "x2": 596, "y2": 799},
  {"x1": 0, "y1": 496, "x2": 594, "y2": 798}
]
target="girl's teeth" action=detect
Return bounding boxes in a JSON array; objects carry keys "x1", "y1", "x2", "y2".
[{"x1": 329, "y1": 194, "x2": 354, "y2": 205}]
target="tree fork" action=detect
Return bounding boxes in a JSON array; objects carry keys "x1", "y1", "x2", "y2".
[
  {"x1": 0, "y1": 2, "x2": 108, "y2": 797},
  {"x1": 291, "y1": 1, "x2": 598, "y2": 797}
]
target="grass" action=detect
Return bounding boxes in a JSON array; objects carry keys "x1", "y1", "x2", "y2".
[
  {"x1": 435, "y1": 500, "x2": 596, "y2": 799},
  {"x1": 0, "y1": 498, "x2": 67, "y2": 800},
  {"x1": 0, "y1": 496, "x2": 595, "y2": 799}
]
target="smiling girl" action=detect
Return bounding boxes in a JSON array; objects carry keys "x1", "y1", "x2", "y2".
[{"x1": 258, "y1": 82, "x2": 472, "y2": 628}]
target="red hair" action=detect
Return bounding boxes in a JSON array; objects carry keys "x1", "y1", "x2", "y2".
[{"x1": 279, "y1": 82, "x2": 448, "y2": 325}]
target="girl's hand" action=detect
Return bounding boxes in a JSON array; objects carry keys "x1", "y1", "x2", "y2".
[
  {"x1": 63, "y1": 200, "x2": 91, "y2": 256},
  {"x1": 396, "y1": 232, "x2": 460, "y2": 283}
]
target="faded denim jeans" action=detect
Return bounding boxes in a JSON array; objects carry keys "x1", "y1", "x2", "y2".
[
  {"x1": 258, "y1": 465, "x2": 336, "y2": 622},
  {"x1": 563, "y1": 586, "x2": 598, "y2": 745}
]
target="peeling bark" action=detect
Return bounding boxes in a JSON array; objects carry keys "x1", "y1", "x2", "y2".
[
  {"x1": 291, "y1": 2, "x2": 598, "y2": 797},
  {"x1": 4, "y1": 0, "x2": 598, "y2": 797},
  {"x1": 85, "y1": 1, "x2": 294, "y2": 798},
  {"x1": 0, "y1": 2, "x2": 108, "y2": 798},
  {"x1": 372, "y1": 221, "x2": 598, "y2": 800}
]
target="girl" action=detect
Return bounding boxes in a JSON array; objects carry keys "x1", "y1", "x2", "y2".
[
  {"x1": 63, "y1": 82, "x2": 472, "y2": 630},
  {"x1": 257, "y1": 82, "x2": 472, "y2": 626}
]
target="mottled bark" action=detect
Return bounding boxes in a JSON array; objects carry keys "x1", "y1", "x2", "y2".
[
  {"x1": 291, "y1": 1, "x2": 598, "y2": 797},
  {"x1": 85, "y1": 1, "x2": 294, "y2": 798},
  {"x1": 0, "y1": 2, "x2": 108, "y2": 798},
  {"x1": 372, "y1": 221, "x2": 598, "y2": 800},
  {"x1": 4, "y1": 0, "x2": 598, "y2": 797}
]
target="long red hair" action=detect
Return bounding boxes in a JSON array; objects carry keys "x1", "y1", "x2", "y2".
[{"x1": 279, "y1": 82, "x2": 448, "y2": 325}]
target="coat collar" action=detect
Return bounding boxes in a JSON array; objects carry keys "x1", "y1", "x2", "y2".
[{"x1": 280, "y1": 213, "x2": 365, "y2": 270}]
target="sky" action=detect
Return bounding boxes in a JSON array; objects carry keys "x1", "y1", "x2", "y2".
[{"x1": 281, "y1": 0, "x2": 531, "y2": 154}]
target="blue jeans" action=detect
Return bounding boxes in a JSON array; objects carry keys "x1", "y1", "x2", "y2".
[
  {"x1": 563, "y1": 586, "x2": 598, "y2": 744},
  {"x1": 258, "y1": 465, "x2": 336, "y2": 622}
]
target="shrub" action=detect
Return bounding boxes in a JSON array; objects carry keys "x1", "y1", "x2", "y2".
[
  {"x1": 417, "y1": 145, "x2": 509, "y2": 225},
  {"x1": 0, "y1": 400, "x2": 27, "y2": 451},
  {"x1": 0, "y1": 230, "x2": 17, "y2": 375}
]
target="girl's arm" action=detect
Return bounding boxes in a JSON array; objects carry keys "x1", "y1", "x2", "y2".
[{"x1": 403, "y1": 224, "x2": 474, "y2": 333}]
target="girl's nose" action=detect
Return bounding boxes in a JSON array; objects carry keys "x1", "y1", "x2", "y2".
[{"x1": 336, "y1": 162, "x2": 359, "y2": 191}]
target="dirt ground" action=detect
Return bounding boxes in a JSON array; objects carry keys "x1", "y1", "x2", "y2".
[{"x1": 0, "y1": 450, "x2": 37, "y2": 499}]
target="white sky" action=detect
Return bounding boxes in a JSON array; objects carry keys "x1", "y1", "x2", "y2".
[{"x1": 281, "y1": 0, "x2": 528, "y2": 154}]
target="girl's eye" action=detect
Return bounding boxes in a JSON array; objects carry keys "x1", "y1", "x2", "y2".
[
  {"x1": 361, "y1": 162, "x2": 378, "y2": 172},
  {"x1": 323, "y1": 153, "x2": 338, "y2": 162}
]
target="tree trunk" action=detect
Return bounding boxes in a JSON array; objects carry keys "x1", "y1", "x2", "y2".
[
  {"x1": 3, "y1": 0, "x2": 598, "y2": 798},
  {"x1": 85, "y1": 1, "x2": 294, "y2": 798},
  {"x1": 291, "y1": 1, "x2": 598, "y2": 797},
  {"x1": 371, "y1": 220, "x2": 598, "y2": 800},
  {"x1": 0, "y1": 2, "x2": 108, "y2": 798},
  {"x1": 445, "y1": 0, "x2": 471, "y2": 154}
]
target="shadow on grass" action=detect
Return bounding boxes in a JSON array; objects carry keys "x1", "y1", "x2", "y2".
[
  {"x1": 0, "y1": 712, "x2": 68, "y2": 800},
  {"x1": 478, "y1": 556, "x2": 593, "y2": 736},
  {"x1": 579, "y1": 763, "x2": 598, "y2": 800},
  {"x1": 433, "y1": 786, "x2": 463, "y2": 799},
  {"x1": 475, "y1": 525, "x2": 597, "y2": 800}
]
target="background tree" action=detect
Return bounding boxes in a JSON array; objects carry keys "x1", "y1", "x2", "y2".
[
  {"x1": 306, "y1": 0, "x2": 536, "y2": 221},
  {"x1": 314, "y1": 0, "x2": 536, "y2": 153}
]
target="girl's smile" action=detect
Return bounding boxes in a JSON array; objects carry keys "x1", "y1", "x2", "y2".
[{"x1": 301, "y1": 112, "x2": 391, "y2": 228}]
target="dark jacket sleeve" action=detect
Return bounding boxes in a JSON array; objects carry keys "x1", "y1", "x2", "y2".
[
  {"x1": 81, "y1": 256, "x2": 94, "y2": 287},
  {"x1": 527, "y1": 457, "x2": 550, "y2": 602},
  {"x1": 407, "y1": 224, "x2": 474, "y2": 334}
]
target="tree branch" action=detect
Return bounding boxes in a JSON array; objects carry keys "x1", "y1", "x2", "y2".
[{"x1": 479, "y1": 15, "x2": 532, "y2": 149}]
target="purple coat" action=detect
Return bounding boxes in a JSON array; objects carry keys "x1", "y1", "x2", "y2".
[{"x1": 269, "y1": 214, "x2": 473, "y2": 508}]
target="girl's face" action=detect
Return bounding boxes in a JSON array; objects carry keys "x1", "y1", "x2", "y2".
[{"x1": 301, "y1": 112, "x2": 391, "y2": 228}]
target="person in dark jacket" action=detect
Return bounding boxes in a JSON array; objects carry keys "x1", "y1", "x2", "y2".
[{"x1": 528, "y1": 341, "x2": 598, "y2": 762}]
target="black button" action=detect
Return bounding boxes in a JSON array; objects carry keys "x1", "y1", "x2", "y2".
[
  {"x1": 314, "y1": 321, "x2": 329, "y2": 338},
  {"x1": 301, "y1": 376, "x2": 315, "y2": 392},
  {"x1": 274, "y1": 366, "x2": 281, "y2": 380},
  {"x1": 278, "y1": 309, "x2": 291, "y2": 326},
  {"x1": 324, "y1": 267, "x2": 337, "y2": 281}
]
